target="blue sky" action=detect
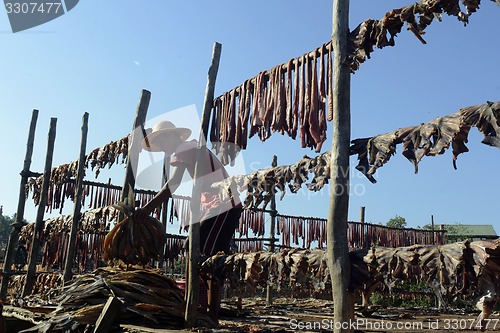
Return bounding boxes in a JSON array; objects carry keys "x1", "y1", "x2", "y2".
[{"x1": 0, "y1": 1, "x2": 499, "y2": 234}]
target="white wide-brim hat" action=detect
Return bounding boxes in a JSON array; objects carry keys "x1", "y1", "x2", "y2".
[{"x1": 142, "y1": 120, "x2": 192, "y2": 152}]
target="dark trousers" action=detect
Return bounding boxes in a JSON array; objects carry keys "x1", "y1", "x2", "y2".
[
  {"x1": 197, "y1": 204, "x2": 242, "y2": 325},
  {"x1": 200, "y1": 204, "x2": 242, "y2": 256}
]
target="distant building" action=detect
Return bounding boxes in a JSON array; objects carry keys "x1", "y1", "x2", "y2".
[{"x1": 440, "y1": 224, "x2": 498, "y2": 243}]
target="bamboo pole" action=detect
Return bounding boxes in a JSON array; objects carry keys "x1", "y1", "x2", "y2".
[
  {"x1": 120, "y1": 89, "x2": 151, "y2": 206},
  {"x1": 158, "y1": 155, "x2": 171, "y2": 269},
  {"x1": 440, "y1": 224, "x2": 446, "y2": 244},
  {"x1": 106, "y1": 178, "x2": 112, "y2": 205},
  {"x1": 63, "y1": 112, "x2": 89, "y2": 284},
  {"x1": 431, "y1": 214, "x2": 435, "y2": 244},
  {"x1": 328, "y1": 0, "x2": 354, "y2": 331},
  {"x1": 0, "y1": 110, "x2": 39, "y2": 298},
  {"x1": 22, "y1": 117, "x2": 57, "y2": 297},
  {"x1": 360, "y1": 206, "x2": 365, "y2": 248},
  {"x1": 266, "y1": 155, "x2": 278, "y2": 306},
  {"x1": 185, "y1": 42, "x2": 222, "y2": 328}
]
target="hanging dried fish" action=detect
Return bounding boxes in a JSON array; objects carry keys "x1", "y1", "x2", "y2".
[
  {"x1": 210, "y1": 42, "x2": 337, "y2": 164},
  {"x1": 346, "y1": 0, "x2": 485, "y2": 72},
  {"x1": 350, "y1": 101, "x2": 500, "y2": 183}
]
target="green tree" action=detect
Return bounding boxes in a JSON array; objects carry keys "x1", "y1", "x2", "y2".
[
  {"x1": 421, "y1": 222, "x2": 470, "y2": 242},
  {"x1": 0, "y1": 206, "x2": 13, "y2": 240},
  {"x1": 387, "y1": 215, "x2": 407, "y2": 229}
]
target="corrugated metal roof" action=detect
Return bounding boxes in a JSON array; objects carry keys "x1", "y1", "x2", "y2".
[{"x1": 441, "y1": 224, "x2": 497, "y2": 236}]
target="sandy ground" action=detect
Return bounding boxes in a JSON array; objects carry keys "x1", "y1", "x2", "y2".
[
  {"x1": 211, "y1": 297, "x2": 500, "y2": 333},
  {"x1": 5, "y1": 296, "x2": 500, "y2": 332}
]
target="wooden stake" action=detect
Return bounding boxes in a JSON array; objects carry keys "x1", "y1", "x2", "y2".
[
  {"x1": 63, "y1": 112, "x2": 89, "y2": 284},
  {"x1": 93, "y1": 296, "x2": 122, "y2": 333},
  {"x1": 266, "y1": 155, "x2": 277, "y2": 306},
  {"x1": 120, "y1": 89, "x2": 151, "y2": 208},
  {"x1": 158, "y1": 155, "x2": 171, "y2": 270},
  {"x1": 185, "y1": 42, "x2": 222, "y2": 328},
  {"x1": 431, "y1": 214, "x2": 436, "y2": 244},
  {"x1": 328, "y1": 0, "x2": 354, "y2": 331},
  {"x1": 0, "y1": 110, "x2": 39, "y2": 298},
  {"x1": 360, "y1": 206, "x2": 365, "y2": 248},
  {"x1": 22, "y1": 117, "x2": 57, "y2": 297}
]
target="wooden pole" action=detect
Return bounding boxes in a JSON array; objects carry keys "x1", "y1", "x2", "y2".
[
  {"x1": 22, "y1": 117, "x2": 57, "y2": 297},
  {"x1": 360, "y1": 206, "x2": 365, "y2": 248},
  {"x1": 106, "y1": 178, "x2": 112, "y2": 205},
  {"x1": 185, "y1": 42, "x2": 222, "y2": 328},
  {"x1": 440, "y1": 224, "x2": 446, "y2": 244},
  {"x1": 266, "y1": 155, "x2": 278, "y2": 306},
  {"x1": 63, "y1": 112, "x2": 89, "y2": 284},
  {"x1": 431, "y1": 214, "x2": 435, "y2": 244},
  {"x1": 328, "y1": 0, "x2": 354, "y2": 331},
  {"x1": 0, "y1": 110, "x2": 39, "y2": 298},
  {"x1": 93, "y1": 296, "x2": 122, "y2": 333},
  {"x1": 158, "y1": 155, "x2": 171, "y2": 270},
  {"x1": 120, "y1": 89, "x2": 151, "y2": 207}
]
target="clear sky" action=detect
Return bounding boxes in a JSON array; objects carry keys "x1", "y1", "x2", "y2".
[{"x1": 0, "y1": 1, "x2": 499, "y2": 234}]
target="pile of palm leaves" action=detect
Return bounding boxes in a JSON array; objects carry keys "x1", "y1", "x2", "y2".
[{"x1": 15, "y1": 266, "x2": 213, "y2": 332}]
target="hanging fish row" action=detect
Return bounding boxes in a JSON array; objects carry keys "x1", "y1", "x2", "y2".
[
  {"x1": 200, "y1": 240, "x2": 500, "y2": 313},
  {"x1": 234, "y1": 239, "x2": 264, "y2": 253},
  {"x1": 172, "y1": 196, "x2": 192, "y2": 233},
  {"x1": 346, "y1": 0, "x2": 483, "y2": 72},
  {"x1": 210, "y1": 41, "x2": 334, "y2": 165},
  {"x1": 276, "y1": 215, "x2": 327, "y2": 249},
  {"x1": 164, "y1": 235, "x2": 186, "y2": 269},
  {"x1": 208, "y1": 0, "x2": 487, "y2": 163},
  {"x1": 236, "y1": 209, "x2": 266, "y2": 237},
  {"x1": 18, "y1": 206, "x2": 120, "y2": 273},
  {"x1": 274, "y1": 216, "x2": 446, "y2": 250},
  {"x1": 26, "y1": 136, "x2": 129, "y2": 203},
  {"x1": 350, "y1": 101, "x2": 500, "y2": 183},
  {"x1": 9, "y1": 272, "x2": 63, "y2": 297},
  {"x1": 26, "y1": 174, "x2": 195, "y2": 224},
  {"x1": 214, "y1": 151, "x2": 331, "y2": 211},
  {"x1": 360, "y1": 223, "x2": 445, "y2": 249},
  {"x1": 26, "y1": 179, "x2": 132, "y2": 214}
]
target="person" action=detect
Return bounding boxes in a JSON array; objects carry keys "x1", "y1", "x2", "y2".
[
  {"x1": 134, "y1": 120, "x2": 242, "y2": 323},
  {"x1": 14, "y1": 242, "x2": 28, "y2": 271}
]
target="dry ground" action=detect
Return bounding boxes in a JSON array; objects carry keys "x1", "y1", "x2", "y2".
[
  {"x1": 210, "y1": 297, "x2": 500, "y2": 333},
  {"x1": 5, "y1": 296, "x2": 500, "y2": 332}
]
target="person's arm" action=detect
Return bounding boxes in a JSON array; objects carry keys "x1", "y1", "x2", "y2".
[{"x1": 135, "y1": 164, "x2": 186, "y2": 218}]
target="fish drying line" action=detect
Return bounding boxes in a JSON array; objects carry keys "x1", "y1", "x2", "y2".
[
  {"x1": 18, "y1": 100, "x2": 499, "y2": 277},
  {"x1": 14, "y1": 194, "x2": 193, "y2": 273},
  {"x1": 212, "y1": 101, "x2": 500, "y2": 208},
  {"x1": 8, "y1": 0, "x2": 497, "y2": 306},
  {"x1": 199, "y1": 238, "x2": 500, "y2": 324},
  {"x1": 14, "y1": 206, "x2": 445, "y2": 275},
  {"x1": 275, "y1": 214, "x2": 444, "y2": 249},
  {"x1": 26, "y1": 135, "x2": 130, "y2": 209},
  {"x1": 207, "y1": 0, "x2": 495, "y2": 166}
]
